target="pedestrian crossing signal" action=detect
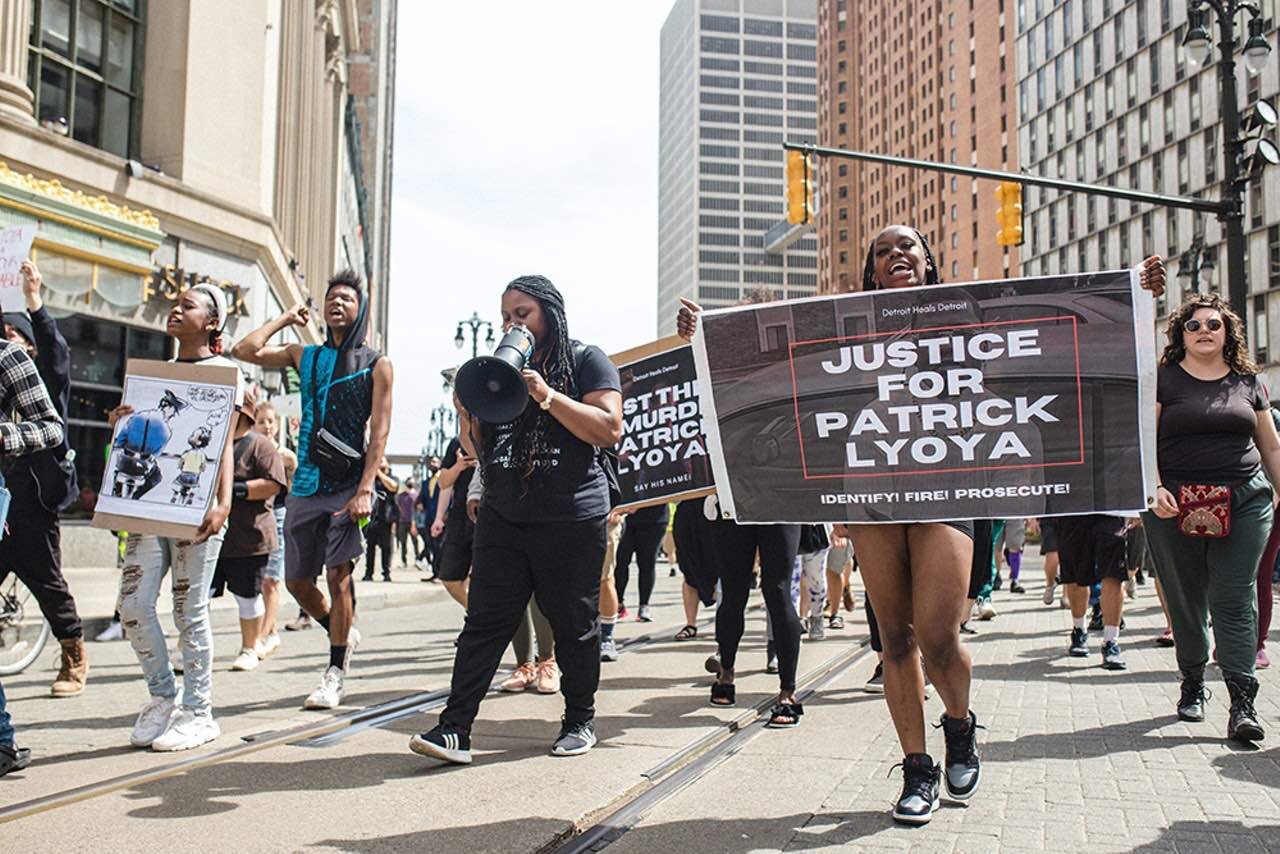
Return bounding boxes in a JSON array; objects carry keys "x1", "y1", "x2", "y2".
[
  {"x1": 786, "y1": 149, "x2": 813, "y2": 225},
  {"x1": 995, "y1": 181, "x2": 1024, "y2": 247}
]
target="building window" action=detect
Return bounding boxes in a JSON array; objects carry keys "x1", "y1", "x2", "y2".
[{"x1": 27, "y1": 0, "x2": 145, "y2": 158}]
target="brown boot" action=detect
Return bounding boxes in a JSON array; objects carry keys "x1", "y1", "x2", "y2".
[{"x1": 51, "y1": 637, "x2": 88, "y2": 697}]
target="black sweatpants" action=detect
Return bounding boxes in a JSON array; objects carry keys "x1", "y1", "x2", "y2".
[
  {"x1": 712, "y1": 520, "x2": 802, "y2": 691},
  {"x1": 440, "y1": 506, "x2": 606, "y2": 734},
  {"x1": 967, "y1": 519, "x2": 995, "y2": 600},
  {"x1": 364, "y1": 522, "x2": 393, "y2": 577},
  {"x1": 0, "y1": 504, "x2": 81, "y2": 639},
  {"x1": 615, "y1": 517, "x2": 666, "y2": 608}
]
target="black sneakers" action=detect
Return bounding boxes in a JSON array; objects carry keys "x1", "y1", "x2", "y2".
[
  {"x1": 1068, "y1": 627, "x2": 1089, "y2": 657},
  {"x1": 892, "y1": 753, "x2": 941, "y2": 825},
  {"x1": 1178, "y1": 671, "x2": 1209, "y2": 722},
  {"x1": 1101, "y1": 640, "x2": 1127, "y2": 670},
  {"x1": 939, "y1": 711, "x2": 982, "y2": 801},
  {"x1": 409, "y1": 725, "x2": 472, "y2": 765},
  {"x1": 551, "y1": 718, "x2": 597, "y2": 756}
]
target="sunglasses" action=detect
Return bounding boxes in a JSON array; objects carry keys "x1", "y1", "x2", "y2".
[{"x1": 1184, "y1": 318, "x2": 1224, "y2": 333}]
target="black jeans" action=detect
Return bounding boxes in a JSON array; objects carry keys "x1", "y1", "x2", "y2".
[
  {"x1": 394, "y1": 520, "x2": 419, "y2": 565},
  {"x1": 364, "y1": 522, "x2": 393, "y2": 577},
  {"x1": 0, "y1": 504, "x2": 81, "y2": 639},
  {"x1": 440, "y1": 506, "x2": 606, "y2": 734},
  {"x1": 615, "y1": 518, "x2": 665, "y2": 608},
  {"x1": 712, "y1": 520, "x2": 801, "y2": 691}
]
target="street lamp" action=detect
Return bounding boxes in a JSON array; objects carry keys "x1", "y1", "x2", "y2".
[
  {"x1": 454, "y1": 311, "x2": 497, "y2": 359},
  {"x1": 1181, "y1": 0, "x2": 1276, "y2": 325},
  {"x1": 1177, "y1": 236, "x2": 1218, "y2": 293},
  {"x1": 428, "y1": 404, "x2": 456, "y2": 457}
]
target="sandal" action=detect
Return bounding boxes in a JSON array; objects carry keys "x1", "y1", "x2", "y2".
[
  {"x1": 766, "y1": 702, "x2": 804, "y2": 728},
  {"x1": 1156, "y1": 628, "x2": 1175, "y2": 647},
  {"x1": 828, "y1": 614, "x2": 845, "y2": 630},
  {"x1": 674, "y1": 624, "x2": 698, "y2": 641},
  {"x1": 709, "y1": 681, "x2": 736, "y2": 707}
]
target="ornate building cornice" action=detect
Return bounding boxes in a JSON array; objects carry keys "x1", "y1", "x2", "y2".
[{"x1": 0, "y1": 160, "x2": 162, "y2": 233}]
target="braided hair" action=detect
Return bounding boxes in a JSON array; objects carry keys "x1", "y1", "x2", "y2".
[
  {"x1": 192, "y1": 287, "x2": 225, "y2": 354},
  {"x1": 860, "y1": 226, "x2": 942, "y2": 291},
  {"x1": 486, "y1": 275, "x2": 578, "y2": 483}
]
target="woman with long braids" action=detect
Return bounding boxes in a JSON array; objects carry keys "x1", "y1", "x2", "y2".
[
  {"x1": 411, "y1": 275, "x2": 622, "y2": 764},
  {"x1": 677, "y1": 290, "x2": 806, "y2": 732}
]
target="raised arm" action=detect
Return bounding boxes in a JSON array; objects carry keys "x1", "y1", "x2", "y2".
[{"x1": 230, "y1": 306, "x2": 310, "y2": 369}]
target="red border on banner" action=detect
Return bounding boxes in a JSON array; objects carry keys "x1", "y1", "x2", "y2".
[{"x1": 787, "y1": 316, "x2": 1086, "y2": 479}]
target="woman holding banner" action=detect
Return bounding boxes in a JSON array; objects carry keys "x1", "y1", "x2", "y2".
[
  {"x1": 1144, "y1": 293, "x2": 1276, "y2": 744},
  {"x1": 677, "y1": 291, "x2": 806, "y2": 730},
  {"x1": 410, "y1": 275, "x2": 622, "y2": 765}
]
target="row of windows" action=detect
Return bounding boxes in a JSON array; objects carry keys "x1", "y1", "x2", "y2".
[
  {"x1": 699, "y1": 127, "x2": 786, "y2": 144},
  {"x1": 700, "y1": 15, "x2": 816, "y2": 41},
  {"x1": 698, "y1": 197, "x2": 787, "y2": 214},
  {"x1": 699, "y1": 55, "x2": 815, "y2": 79},
  {"x1": 697, "y1": 109, "x2": 814, "y2": 129}
]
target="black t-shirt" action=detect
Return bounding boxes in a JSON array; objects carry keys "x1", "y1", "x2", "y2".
[
  {"x1": 442, "y1": 437, "x2": 474, "y2": 530},
  {"x1": 1157, "y1": 363, "x2": 1269, "y2": 485},
  {"x1": 482, "y1": 344, "x2": 622, "y2": 523}
]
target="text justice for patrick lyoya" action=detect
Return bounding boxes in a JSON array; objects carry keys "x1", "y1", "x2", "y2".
[{"x1": 812, "y1": 328, "x2": 1061, "y2": 468}]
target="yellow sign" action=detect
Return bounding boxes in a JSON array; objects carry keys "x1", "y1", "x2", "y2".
[{"x1": 146, "y1": 264, "x2": 249, "y2": 317}]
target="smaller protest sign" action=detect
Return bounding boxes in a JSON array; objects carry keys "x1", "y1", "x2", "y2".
[
  {"x1": 0, "y1": 225, "x2": 38, "y2": 312},
  {"x1": 92, "y1": 359, "x2": 240, "y2": 538},
  {"x1": 612, "y1": 336, "x2": 715, "y2": 511}
]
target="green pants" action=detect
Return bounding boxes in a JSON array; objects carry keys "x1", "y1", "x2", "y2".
[{"x1": 1143, "y1": 471, "x2": 1272, "y2": 678}]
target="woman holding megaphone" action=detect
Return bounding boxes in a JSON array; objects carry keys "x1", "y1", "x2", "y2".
[{"x1": 410, "y1": 275, "x2": 622, "y2": 765}]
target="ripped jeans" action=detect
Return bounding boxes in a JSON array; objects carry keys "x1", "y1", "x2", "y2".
[{"x1": 118, "y1": 532, "x2": 224, "y2": 715}]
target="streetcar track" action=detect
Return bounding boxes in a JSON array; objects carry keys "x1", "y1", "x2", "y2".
[
  {"x1": 549, "y1": 639, "x2": 874, "y2": 854},
  {"x1": 0, "y1": 607, "x2": 749, "y2": 824}
]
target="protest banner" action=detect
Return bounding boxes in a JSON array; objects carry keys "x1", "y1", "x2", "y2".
[
  {"x1": 692, "y1": 270, "x2": 1158, "y2": 524},
  {"x1": 92, "y1": 359, "x2": 240, "y2": 538},
  {"x1": 611, "y1": 336, "x2": 715, "y2": 510},
  {"x1": 0, "y1": 225, "x2": 38, "y2": 312}
]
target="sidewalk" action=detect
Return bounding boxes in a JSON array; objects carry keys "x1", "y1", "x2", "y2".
[{"x1": 609, "y1": 568, "x2": 1280, "y2": 853}]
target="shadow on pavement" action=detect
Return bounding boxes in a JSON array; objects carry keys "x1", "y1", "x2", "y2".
[{"x1": 1130, "y1": 819, "x2": 1280, "y2": 851}]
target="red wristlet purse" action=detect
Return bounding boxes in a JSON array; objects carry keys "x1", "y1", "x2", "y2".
[{"x1": 1176, "y1": 484, "x2": 1231, "y2": 538}]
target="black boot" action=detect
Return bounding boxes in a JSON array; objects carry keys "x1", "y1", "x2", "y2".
[
  {"x1": 1177, "y1": 668, "x2": 1209, "y2": 722},
  {"x1": 1224, "y1": 673, "x2": 1264, "y2": 743}
]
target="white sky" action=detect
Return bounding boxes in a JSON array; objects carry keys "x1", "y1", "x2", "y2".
[{"x1": 384, "y1": 2, "x2": 674, "y2": 463}]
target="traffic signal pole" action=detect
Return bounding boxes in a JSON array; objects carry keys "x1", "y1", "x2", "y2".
[{"x1": 783, "y1": 141, "x2": 1227, "y2": 215}]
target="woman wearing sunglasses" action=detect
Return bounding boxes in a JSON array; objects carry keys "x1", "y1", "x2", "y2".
[{"x1": 1144, "y1": 293, "x2": 1280, "y2": 744}]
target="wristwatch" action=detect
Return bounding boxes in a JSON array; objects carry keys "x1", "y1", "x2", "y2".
[{"x1": 539, "y1": 389, "x2": 556, "y2": 411}]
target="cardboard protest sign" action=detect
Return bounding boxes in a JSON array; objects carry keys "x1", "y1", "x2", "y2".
[
  {"x1": 0, "y1": 225, "x2": 38, "y2": 312},
  {"x1": 611, "y1": 336, "x2": 715, "y2": 510},
  {"x1": 692, "y1": 270, "x2": 1158, "y2": 524},
  {"x1": 92, "y1": 359, "x2": 240, "y2": 538}
]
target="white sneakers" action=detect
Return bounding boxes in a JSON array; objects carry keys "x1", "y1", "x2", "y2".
[
  {"x1": 1042, "y1": 581, "x2": 1057, "y2": 606},
  {"x1": 344, "y1": 626, "x2": 361, "y2": 670},
  {"x1": 304, "y1": 666, "x2": 346, "y2": 710},
  {"x1": 231, "y1": 648, "x2": 260, "y2": 671},
  {"x1": 255, "y1": 633, "x2": 281, "y2": 659},
  {"x1": 151, "y1": 709, "x2": 220, "y2": 752},
  {"x1": 130, "y1": 696, "x2": 177, "y2": 748}
]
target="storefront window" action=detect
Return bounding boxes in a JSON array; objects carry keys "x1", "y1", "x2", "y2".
[
  {"x1": 27, "y1": 0, "x2": 144, "y2": 158},
  {"x1": 61, "y1": 314, "x2": 165, "y2": 517}
]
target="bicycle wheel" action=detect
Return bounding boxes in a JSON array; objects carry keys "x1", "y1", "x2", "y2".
[{"x1": 0, "y1": 575, "x2": 51, "y2": 675}]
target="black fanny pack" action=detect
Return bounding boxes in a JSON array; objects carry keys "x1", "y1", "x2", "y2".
[{"x1": 307, "y1": 349, "x2": 364, "y2": 481}]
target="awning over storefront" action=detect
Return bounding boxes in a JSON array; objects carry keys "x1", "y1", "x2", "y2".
[{"x1": 0, "y1": 160, "x2": 165, "y2": 308}]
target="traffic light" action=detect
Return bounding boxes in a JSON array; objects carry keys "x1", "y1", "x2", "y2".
[
  {"x1": 786, "y1": 149, "x2": 813, "y2": 225},
  {"x1": 995, "y1": 181, "x2": 1024, "y2": 247}
]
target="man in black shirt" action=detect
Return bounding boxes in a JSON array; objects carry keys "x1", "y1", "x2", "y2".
[{"x1": 0, "y1": 260, "x2": 85, "y2": 697}]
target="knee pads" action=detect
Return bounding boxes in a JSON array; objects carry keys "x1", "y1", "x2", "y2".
[{"x1": 233, "y1": 592, "x2": 265, "y2": 620}]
